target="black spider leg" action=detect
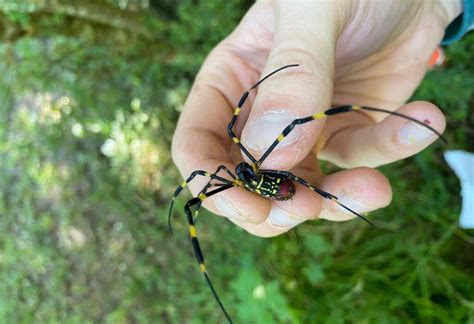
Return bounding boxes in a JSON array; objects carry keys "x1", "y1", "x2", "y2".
[
  {"x1": 261, "y1": 170, "x2": 374, "y2": 226},
  {"x1": 168, "y1": 165, "x2": 235, "y2": 233},
  {"x1": 206, "y1": 182, "x2": 232, "y2": 188},
  {"x1": 193, "y1": 167, "x2": 237, "y2": 225},
  {"x1": 195, "y1": 165, "x2": 236, "y2": 203},
  {"x1": 254, "y1": 104, "x2": 447, "y2": 168},
  {"x1": 360, "y1": 106, "x2": 447, "y2": 143},
  {"x1": 227, "y1": 64, "x2": 300, "y2": 166},
  {"x1": 185, "y1": 184, "x2": 235, "y2": 324}
]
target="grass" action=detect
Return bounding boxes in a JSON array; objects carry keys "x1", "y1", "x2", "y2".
[{"x1": 0, "y1": 1, "x2": 473, "y2": 323}]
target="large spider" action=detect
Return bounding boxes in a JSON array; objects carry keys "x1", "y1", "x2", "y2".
[{"x1": 168, "y1": 64, "x2": 445, "y2": 323}]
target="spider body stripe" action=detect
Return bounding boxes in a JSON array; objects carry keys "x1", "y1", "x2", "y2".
[
  {"x1": 256, "y1": 175, "x2": 265, "y2": 188},
  {"x1": 237, "y1": 164, "x2": 296, "y2": 200},
  {"x1": 170, "y1": 63, "x2": 445, "y2": 322}
]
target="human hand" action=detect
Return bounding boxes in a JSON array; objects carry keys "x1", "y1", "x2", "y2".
[{"x1": 172, "y1": 0, "x2": 461, "y2": 237}]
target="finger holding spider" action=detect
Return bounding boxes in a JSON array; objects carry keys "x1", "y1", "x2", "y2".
[{"x1": 171, "y1": 62, "x2": 446, "y2": 237}]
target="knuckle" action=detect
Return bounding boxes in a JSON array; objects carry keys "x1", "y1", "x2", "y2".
[
  {"x1": 271, "y1": 46, "x2": 332, "y2": 86},
  {"x1": 373, "y1": 133, "x2": 405, "y2": 164},
  {"x1": 255, "y1": 49, "x2": 333, "y2": 113}
]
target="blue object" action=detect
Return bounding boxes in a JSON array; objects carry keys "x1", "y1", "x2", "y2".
[
  {"x1": 442, "y1": 0, "x2": 474, "y2": 44},
  {"x1": 444, "y1": 151, "x2": 474, "y2": 229}
]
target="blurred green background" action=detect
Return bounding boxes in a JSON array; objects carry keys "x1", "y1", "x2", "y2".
[{"x1": 0, "y1": 1, "x2": 473, "y2": 323}]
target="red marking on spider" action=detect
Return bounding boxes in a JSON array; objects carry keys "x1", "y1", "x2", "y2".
[{"x1": 278, "y1": 180, "x2": 295, "y2": 198}]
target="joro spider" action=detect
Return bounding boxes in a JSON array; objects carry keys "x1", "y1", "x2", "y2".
[{"x1": 168, "y1": 64, "x2": 446, "y2": 323}]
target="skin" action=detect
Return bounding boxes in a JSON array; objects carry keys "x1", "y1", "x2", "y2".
[{"x1": 172, "y1": 0, "x2": 462, "y2": 237}]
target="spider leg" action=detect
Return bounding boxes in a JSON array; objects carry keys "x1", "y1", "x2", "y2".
[
  {"x1": 185, "y1": 184, "x2": 235, "y2": 323},
  {"x1": 197, "y1": 165, "x2": 236, "y2": 197},
  {"x1": 360, "y1": 106, "x2": 447, "y2": 143},
  {"x1": 168, "y1": 165, "x2": 235, "y2": 233},
  {"x1": 263, "y1": 170, "x2": 374, "y2": 226},
  {"x1": 227, "y1": 64, "x2": 299, "y2": 166},
  {"x1": 193, "y1": 165, "x2": 237, "y2": 224},
  {"x1": 254, "y1": 104, "x2": 446, "y2": 168}
]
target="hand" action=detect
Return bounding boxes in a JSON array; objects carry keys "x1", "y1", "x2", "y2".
[{"x1": 172, "y1": 0, "x2": 461, "y2": 237}]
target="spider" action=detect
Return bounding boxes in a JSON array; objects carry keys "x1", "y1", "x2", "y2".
[{"x1": 168, "y1": 64, "x2": 446, "y2": 323}]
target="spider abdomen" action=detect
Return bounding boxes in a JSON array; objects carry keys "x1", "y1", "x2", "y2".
[{"x1": 245, "y1": 173, "x2": 295, "y2": 201}]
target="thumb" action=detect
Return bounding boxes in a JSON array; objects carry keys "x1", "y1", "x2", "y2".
[{"x1": 241, "y1": 1, "x2": 340, "y2": 170}]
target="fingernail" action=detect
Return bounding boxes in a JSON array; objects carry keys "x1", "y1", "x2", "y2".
[
  {"x1": 268, "y1": 205, "x2": 306, "y2": 228},
  {"x1": 399, "y1": 121, "x2": 434, "y2": 145},
  {"x1": 337, "y1": 193, "x2": 371, "y2": 215},
  {"x1": 244, "y1": 112, "x2": 301, "y2": 151},
  {"x1": 215, "y1": 197, "x2": 252, "y2": 223}
]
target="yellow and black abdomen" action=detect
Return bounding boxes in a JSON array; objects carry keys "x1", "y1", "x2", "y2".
[{"x1": 245, "y1": 173, "x2": 296, "y2": 201}]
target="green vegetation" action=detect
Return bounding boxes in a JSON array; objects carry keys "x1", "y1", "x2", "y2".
[{"x1": 1, "y1": 1, "x2": 473, "y2": 323}]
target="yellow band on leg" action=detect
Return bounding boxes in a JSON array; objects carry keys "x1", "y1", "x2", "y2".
[
  {"x1": 189, "y1": 225, "x2": 197, "y2": 237},
  {"x1": 312, "y1": 112, "x2": 326, "y2": 119}
]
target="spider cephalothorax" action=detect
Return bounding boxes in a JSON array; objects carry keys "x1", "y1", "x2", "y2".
[
  {"x1": 168, "y1": 64, "x2": 446, "y2": 323},
  {"x1": 235, "y1": 162, "x2": 258, "y2": 185}
]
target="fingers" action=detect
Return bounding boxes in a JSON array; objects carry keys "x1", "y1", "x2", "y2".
[
  {"x1": 230, "y1": 167, "x2": 392, "y2": 237},
  {"x1": 240, "y1": 1, "x2": 340, "y2": 170},
  {"x1": 319, "y1": 101, "x2": 446, "y2": 168},
  {"x1": 229, "y1": 182, "x2": 320, "y2": 238},
  {"x1": 317, "y1": 167, "x2": 392, "y2": 222}
]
